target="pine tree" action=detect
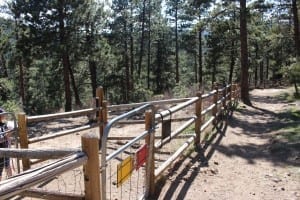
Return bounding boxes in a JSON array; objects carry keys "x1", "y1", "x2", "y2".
[{"x1": 10, "y1": 0, "x2": 89, "y2": 111}]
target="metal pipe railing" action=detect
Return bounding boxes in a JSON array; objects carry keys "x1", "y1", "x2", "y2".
[
  {"x1": 154, "y1": 117, "x2": 196, "y2": 148},
  {"x1": 0, "y1": 152, "x2": 87, "y2": 199},
  {"x1": 106, "y1": 130, "x2": 150, "y2": 162},
  {"x1": 155, "y1": 135, "x2": 195, "y2": 178},
  {"x1": 155, "y1": 97, "x2": 198, "y2": 119}
]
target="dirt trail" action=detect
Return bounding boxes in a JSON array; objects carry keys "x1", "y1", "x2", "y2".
[{"x1": 156, "y1": 87, "x2": 300, "y2": 200}]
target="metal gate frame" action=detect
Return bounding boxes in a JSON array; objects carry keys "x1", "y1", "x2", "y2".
[{"x1": 100, "y1": 104, "x2": 155, "y2": 200}]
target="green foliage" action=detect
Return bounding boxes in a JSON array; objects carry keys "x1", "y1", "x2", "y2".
[
  {"x1": 0, "y1": 0, "x2": 297, "y2": 114},
  {"x1": 277, "y1": 92, "x2": 295, "y2": 102},
  {"x1": 0, "y1": 78, "x2": 20, "y2": 113},
  {"x1": 0, "y1": 78, "x2": 12, "y2": 101},
  {"x1": 182, "y1": 124, "x2": 195, "y2": 135},
  {"x1": 171, "y1": 82, "x2": 190, "y2": 98},
  {"x1": 276, "y1": 109, "x2": 300, "y2": 143},
  {"x1": 280, "y1": 129, "x2": 300, "y2": 143},
  {"x1": 130, "y1": 84, "x2": 153, "y2": 103},
  {"x1": 288, "y1": 62, "x2": 300, "y2": 83},
  {"x1": 275, "y1": 93, "x2": 300, "y2": 147},
  {"x1": 276, "y1": 87, "x2": 300, "y2": 102},
  {"x1": 290, "y1": 109, "x2": 300, "y2": 118},
  {"x1": 1, "y1": 100, "x2": 21, "y2": 114},
  {"x1": 282, "y1": 61, "x2": 300, "y2": 97}
]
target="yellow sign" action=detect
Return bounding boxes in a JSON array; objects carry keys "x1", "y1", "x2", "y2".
[{"x1": 117, "y1": 155, "x2": 134, "y2": 187}]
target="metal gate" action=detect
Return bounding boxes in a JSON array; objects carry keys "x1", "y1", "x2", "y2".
[{"x1": 100, "y1": 104, "x2": 155, "y2": 200}]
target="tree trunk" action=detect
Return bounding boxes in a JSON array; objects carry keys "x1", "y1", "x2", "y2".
[
  {"x1": 0, "y1": 55, "x2": 8, "y2": 77},
  {"x1": 254, "y1": 63, "x2": 258, "y2": 88},
  {"x1": 254, "y1": 43, "x2": 258, "y2": 88},
  {"x1": 175, "y1": 1, "x2": 179, "y2": 83},
  {"x1": 86, "y1": 23, "x2": 97, "y2": 98},
  {"x1": 292, "y1": 0, "x2": 300, "y2": 57},
  {"x1": 58, "y1": 1, "x2": 72, "y2": 111},
  {"x1": 14, "y1": 17, "x2": 25, "y2": 107},
  {"x1": 130, "y1": 1, "x2": 134, "y2": 90},
  {"x1": 212, "y1": 60, "x2": 216, "y2": 86},
  {"x1": 229, "y1": 40, "x2": 235, "y2": 84},
  {"x1": 266, "y1": 56, "x2": 269, "y2": 86},
  {"x1": 62, "y1": 54, "x2": 72, "y2": 111},
  {"x1": 124, "y1": 20, "x2": 130, "y2": 103},
  {"x1": 147, "y1": 0, "x2": 151, "y2": 89},
  {"x1": 198, "y1": 29, "x2": 203, "y2": 88},
  {"x1": 68, "y1": 64, "x2": 82, "y2": 107},
  {"x1": 156, "y1": 40, "x2": 162, "y2": 93},
  {"x1": 138, "y1": 0, "x2": 146, "y2": 77},
  {"x1": 240, "y1": 0, "x2": 251, "y2": 105},
  {"x1": 18, "y1": 59, "x2": 25, "y2": 106},
  {"x1": 229, "y1": 8, "x2": 236, "y2": 84},
  {"x1": 89, "y1": 60, "x2": 97, "y2": 97},
  {"x1": 194, "y1": 52, "x2": 197, "y2": 83},
  {"x1": 259, "y1": 61, "x2": 264, "y2": 86},
  {"x1": 294, "y1": 82, "x2": 299, "y2": 97}
]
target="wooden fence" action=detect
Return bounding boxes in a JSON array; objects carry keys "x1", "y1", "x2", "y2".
[
  {"x1": 17, "y1": 86, "x2": 107, "y2": 171},
  {"x1": 0, "y1": 132, "x2": 100, "y2": 200},
  {"x1": 0, "y1": 83, "x2": 240, "y2": 200}
]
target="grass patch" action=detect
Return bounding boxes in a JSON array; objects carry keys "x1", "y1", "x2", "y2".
[
  {"x1": 276, "y1": 86, "x2": 300, "y2": 102},
  {"x1": 182, "y1": 124, "x2": 195, "y2": 135},
  {"x1": 276, "y1": 125, "x2": 300, "y2": 143},
  {"x1": 275, "y1": 107, "x2": 300, "y2": 143},
  {"x1": 274, "y1": 87, "x2": 300, "y2": 143},
  {"x1": 277, "y1": 92, "x2": 294, "y2": 102},
  {"x1": 290, "y1": 109, "x2": 300, "y2": 118}
]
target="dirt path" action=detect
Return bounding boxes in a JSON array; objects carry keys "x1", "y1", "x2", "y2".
[{"x1": 156, "y1": 87, "x2": 300, "y2": 200}]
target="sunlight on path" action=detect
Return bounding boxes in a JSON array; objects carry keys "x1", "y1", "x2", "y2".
[{"x1": 157, "y1": 87, "x2": 300, "y2": 200}]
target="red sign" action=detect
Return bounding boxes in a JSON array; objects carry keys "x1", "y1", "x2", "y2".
[{"x1": 135, "y1": 144, "x2": 148, "y2": 170}]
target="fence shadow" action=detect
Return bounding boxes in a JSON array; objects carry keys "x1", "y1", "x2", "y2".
[
  {"x1": 153, "y1": 113, "x2": 229, "y2": 200},
  {"x1": 215, "y1": 93, "x2": 300, "y2": 167}
]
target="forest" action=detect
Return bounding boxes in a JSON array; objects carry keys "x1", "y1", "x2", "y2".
[{"x1": 0, "y1": 0, "x2": 299, "y2": 115}]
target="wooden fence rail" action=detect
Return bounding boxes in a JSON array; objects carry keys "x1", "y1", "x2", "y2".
[
  {"x1": 0, "y1": 148, "x2": 80, "y2": 159},
  {"x1": 151, "y1": 83, "x2": 239, "y2": 184},
  {"x1": 98, "y1": 83, "x2": 240, "y2": 199},
  {"x1": 0, "y1": 82, "x2": 239, "y2": 199},
  {"x1": 17, "y1": 87, "x2": 106, "y2": 171},
  {"x1": 0, "y1": 132, "x2": 100, "y2": 200}
]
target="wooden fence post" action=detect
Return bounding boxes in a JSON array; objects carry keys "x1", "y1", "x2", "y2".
[
  {"x1": 194, "y1": 92, "x2": 202, "y2": 147},
  {"x1": 229, "y1": 83, "x2": 232, "y2": 108},
  {"x1": 213, "y1": 83, "x2": 218, "y2": 122},
  {"x1": 96, "y1": 86, "x2": 104, "y2": 146},
  {"x1": 96, "y1": 86, "x2": 104, "y2": 107},
  {"x1": 145, "y1": 111, "x2": 155, "y2": 197},
  {"x1": 102, "y1": 100, "x2": 108, "y2": 132},
  {"x1": 223, "y1": 85, "x2": 227, "y2": 110},
  {"x1": 237, "y1": 84, "x2": 241, "y2": 100},
  {"x1": 18, "y1": 113, "x2": 30, "y2": 171},
  {"x1": 82, "y1": 132, "x2": 101, "y2": 200},
  {"x1": 232, "y1": 84, "x2": 237, "y2": 104}
]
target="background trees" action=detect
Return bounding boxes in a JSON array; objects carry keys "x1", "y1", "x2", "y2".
[{"x1": 0, "y1": 0, "x2": 298, "y2": 114}]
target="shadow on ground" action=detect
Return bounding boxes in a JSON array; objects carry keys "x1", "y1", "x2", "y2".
[
  {"x1": 153, "y1": 89, "x2": 300, "y2": 199},
  {"x1": 216, "y1": 92, "x2": 300, "y2": 167},
  {"x1": 152, "y1": 113, "x2": 229, "y2": 200}
]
